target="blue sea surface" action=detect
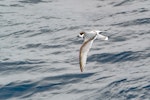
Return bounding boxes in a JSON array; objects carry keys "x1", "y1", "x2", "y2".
[{"x1": 0, "y1": 0, "x2": 150, "y2": 100}]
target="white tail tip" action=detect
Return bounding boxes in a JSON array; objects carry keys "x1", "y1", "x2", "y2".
[{"x1": 104, "y1": 36, "x2": 108, "y2": 40}]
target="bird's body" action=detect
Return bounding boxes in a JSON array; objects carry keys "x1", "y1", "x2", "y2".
[{"x1": 78, "y1": 30, "x2": 108, "y2": 72}]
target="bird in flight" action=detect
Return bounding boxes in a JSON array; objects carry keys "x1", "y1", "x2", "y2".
[{"x1": 78, "y1": 30, "x2": 108, "y2": 72}]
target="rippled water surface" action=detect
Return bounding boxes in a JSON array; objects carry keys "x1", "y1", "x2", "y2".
[{"x1": 0, "y1": 0, "x2": 150, "y2": 100}]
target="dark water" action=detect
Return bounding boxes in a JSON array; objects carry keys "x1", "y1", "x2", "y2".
[{"x1": 0, "y1": 0, "x2": 150, "y2": 100}]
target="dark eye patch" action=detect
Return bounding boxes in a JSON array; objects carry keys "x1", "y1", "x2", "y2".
[{"x1": 80, "y1": 32, "x2": 85, "y2": 35}]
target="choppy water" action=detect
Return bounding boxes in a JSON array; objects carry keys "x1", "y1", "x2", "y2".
[{"x1": 0, "y1": 0, "x2": 150, "y2": 100}]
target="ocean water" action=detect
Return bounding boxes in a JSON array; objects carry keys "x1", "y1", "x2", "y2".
[{"x1": 0, "y1": 0, "x2": 150, "y2": 100}]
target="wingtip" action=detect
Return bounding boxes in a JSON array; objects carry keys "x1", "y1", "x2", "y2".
[
  {"x1": 80, "y1": 64, "x2": 84, "y2": 72},
  {"x1": 80, "y1": 67, "x2": 83, "y2": 72}
]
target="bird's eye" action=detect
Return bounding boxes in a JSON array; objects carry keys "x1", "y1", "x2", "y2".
[{"x1": 80, "y1": 32, "x2": 85, "y2": 35}]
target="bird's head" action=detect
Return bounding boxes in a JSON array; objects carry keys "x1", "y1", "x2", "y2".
[{"x1": 78, "y1": 32, "x2": 85, "y2": 38}]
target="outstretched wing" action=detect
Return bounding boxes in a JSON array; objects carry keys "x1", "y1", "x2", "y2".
[
  {"x1": 97, "y1": 33, "x2": 108, "y2": 40},
  {"x1": 79, "y1": 36, "x2": 96, "y2": 72}
]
